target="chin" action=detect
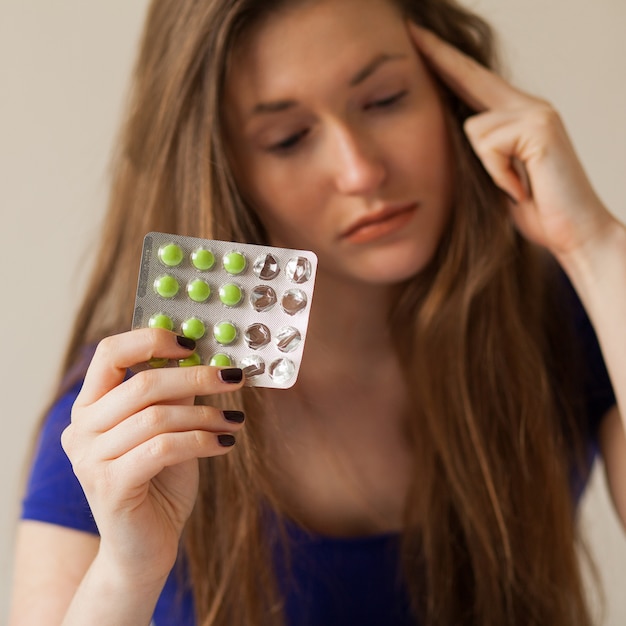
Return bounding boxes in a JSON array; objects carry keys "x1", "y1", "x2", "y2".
[{"x1": 346, "y1": 245, "x2": 437, "y2": 285}]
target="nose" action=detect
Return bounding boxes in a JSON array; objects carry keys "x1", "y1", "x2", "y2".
[{"x1": 328, "y1": 125, "x2": 387, "y2": 195}]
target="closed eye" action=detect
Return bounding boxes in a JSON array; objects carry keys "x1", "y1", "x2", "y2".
[
  {"x1": 267, "y1": 129, "x2": 309, "y2": 154},
  {"x1": 365, "y1": 90, "x2": 408, "y2": 111}
]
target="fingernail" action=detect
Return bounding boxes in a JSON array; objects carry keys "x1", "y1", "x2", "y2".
[
  {"x1": 223, "y1": 410, "x2": 245, "y2": 424},
  {"x1": 176, "y1": 335, "x2": 196, "y2": 350},
  {"x1": 218, "y1": 434, "x2": 236, "y2": 447},
  {"x1": 218, "y1": 368, "x2": 243, "y2": 384}
]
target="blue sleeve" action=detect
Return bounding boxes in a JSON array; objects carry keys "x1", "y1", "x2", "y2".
[
  {"x1": 21, "y1": 380, "x2": 99, "y2": 535},
  {"x1": 21, "y1": 378, "x2": 198, "y2": 625},
  {"x1": 563, "y1": 273, "x2": 616, "y2": 444}
]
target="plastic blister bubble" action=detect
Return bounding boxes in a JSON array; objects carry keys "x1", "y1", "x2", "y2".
[
  {"x1": 281, "y1": 289, "x2": 307, "y2": 315},
  {"x1": 275, "y1": 326, "x2": 301, "y2": 353},
  {"x1": 269, "y1": 358, "x2": 296, "y2": 385},
  {"x1": 244, "y1": 323, "x2": 271, "y2": 350},
  {"x1": 253, "y1": 253, "x2": 280, "y2": 280},
  {"x1": 285, "y1": 257, "x2": 312, "y2": 284},
  {"x1": 250, "y1": 285, "x2": 277, "y2": 312},
  {"x1": 131, "y1": 232, "x2": 317, "y2": 388}
]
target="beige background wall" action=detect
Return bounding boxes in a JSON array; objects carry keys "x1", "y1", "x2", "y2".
[{"x1": 1, "y1": 0, "x2": 625, "y2": 622}]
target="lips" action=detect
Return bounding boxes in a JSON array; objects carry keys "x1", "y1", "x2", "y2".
[{"x1": 340, "y1": 202, "x2": 418, "y2": 241}]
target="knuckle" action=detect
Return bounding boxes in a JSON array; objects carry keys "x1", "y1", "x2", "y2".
[
  {"x1": 187, "y1": 365, "x2": 211, "y2": 391},
  {"x1": 192, "y1": 429, "x2": 209, "y2": 449},
  {"x1": 194, "y1": 429, "x2": 221, "y2": 455},
  {"x1": 94, "y1": 336, "x2": 115, "y2": 362},
  {"x1": 532, "y1": 103, "x2": 560, "y2": 129},
  {"x1": 94, "y1": 335, "x2": 118, "y2": 363},
  {"x1": 146, "y1": 434, "x2": 169, "y2": 459},
  {"x1": 145, "y1": 327, "x2": 164, "y2": 355},
  {"x1": 60, "y1": 424, "x2": 75, "y2": 454},
  {"x1": 462, "y1": 115, "x2": 479, "y2": 135},
  {"x1": 139, "y1": 405, "x2": 167, "y2": 432},
  {"x1": 128, "y1": 370, "x2": 154, "y2": 397},
  {"x1": 200, "y1": 404, "x2": 222, "y2": 423}
]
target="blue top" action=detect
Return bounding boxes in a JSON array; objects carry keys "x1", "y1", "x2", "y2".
[{"x1": 21, "y1": 277, "x2": 616, "y2": 626}]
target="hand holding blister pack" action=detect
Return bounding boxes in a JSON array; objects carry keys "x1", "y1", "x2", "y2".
[{"x1": 131, "y1": 232, "x2": 317, "y2": 388}]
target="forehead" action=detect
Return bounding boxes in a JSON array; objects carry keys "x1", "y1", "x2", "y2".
[{"x1": 226, "y1": 0, "x2": 411, "y2": 99}]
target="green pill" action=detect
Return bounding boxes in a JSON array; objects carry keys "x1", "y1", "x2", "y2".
[
  {"x1": 179, "y1": 352, "x2": 202, "y2": 367},
  {"x1": 191, "y1": 247, "x2": 215, "y2": 271},
  {"x1": 154, "y1": 274, "x2": 179, "y2": 298},
  {"x1": 223, "y1": 251, "x2": 246, "y2": 275},
  {"x1": 209, "y1": 353, "x2": 232, "y2": 367},
  {"x1": 214, "y1": 321, "x2": 237, "y2": 345},
  {"x1": 148, "y1": 357, "x2": 169, "y2": 368},
  {"x1": 148, "y1": 313, "x2": 174, "y2": 331},
  {"x1": 187, "y1": 278, "x2": 211, "y2": 303},
  {"x1": 181, "y1": 317, "x2": 206, "y2": 340},
  {"x1": 158, "y1": 243, "x2": 184, "y2": 267},
  {"x1": 219, "y1": 283, "x2": 243, "y2": 307}
]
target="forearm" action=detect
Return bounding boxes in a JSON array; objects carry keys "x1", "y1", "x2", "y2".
[
  {"x1": 62, "y1": 551, "x2": 168, "y2": 626},
  {"x1": 556, "y1": 214, "x2": 626, "y2": 419}
]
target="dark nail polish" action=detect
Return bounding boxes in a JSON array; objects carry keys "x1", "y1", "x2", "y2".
[
  {"x1": 218, "y1": 434, "x2": 236, "y2": 447},
  {"x1": 176, "y1": 335, "x2": 196, "y2": 350},
  {"x1": 223, "y1": 410, "x2": 245, "y2": 424},
  {"x1": 219, "y1": 368, "x2": 243, "y2": 384}
]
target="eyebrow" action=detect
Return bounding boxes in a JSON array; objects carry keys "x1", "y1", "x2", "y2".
[
  {"x1": 251, "y1": 52, "x2": 408, "y2": 115},
  {"x1": 350, "y1": 52, "x2": 406, "y2": 86}
]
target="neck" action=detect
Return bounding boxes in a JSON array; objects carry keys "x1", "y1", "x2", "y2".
[
  {"x1": 301, "y1": 269, "x2": 400, "y2": 375},
  {"x1": 258, "y1": 271, "x2": 413, "y2": 536},
  {"x1": 268, "y1": 270, "x2": 407, "y2": 419}
]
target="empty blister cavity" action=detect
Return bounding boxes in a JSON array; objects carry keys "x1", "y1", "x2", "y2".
[
  {"x1": 240, "y1": 354, "x2": 265, "y2": 378},
  {"x1": 286, "y1": 257, "x2": 312, "y2": 284},
  {"x1": 132, "y1": 233, "x2": 317, "y2": 388},
  {"x1": 223, "y1": 251, "x2": 247, "y2": 275},
  {"x1": 191, "y1": 247, "x2": 215, "y2": 271},
  {"x1": 187, "y1": 278, "x2": 211, "y2": 303},
  {"x1": 276, "y1": 326, "x2": 301, "y2": 353},
  {"x1": 244, "y1": 323, "x2": 271, "y2": 350},
  {"x1": 253, "y1": 253, "x2": 280, "y2": 280},
  {"x1": 250, "y1": 285, "x2": 277, "y2": 312},
  {"x1": 214, "y1": 321, "x2": 237, "y2": 345},
  {"x1": 154, "y1": 274, "x2": 179, "y2": 298},
  {"x1": 219, "y1": 283, "x2": 243, "y2": 307},
  {"x1": 182, "y1": 317, "x2": 206, "y2": 340},
  {"x1": 281, "y1": 289, "x2": 307, "y2": 315},
  {"x1": 158, "y1": 243, "x2": 184, "y2": 267},
  {"x1": 269, "y1": 358, "x2": 296, "y2": 384}
]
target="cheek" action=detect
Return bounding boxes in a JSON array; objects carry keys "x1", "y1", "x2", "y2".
[
  {"x1": 244, "y1": 154, "x2": 327, "y2": 228},
  {"x1": 242, "y1": 169, "x2": 324, "y2": 249},
  {"x1": 393, "y1": 109, "x2": 452, "y2": 186}
]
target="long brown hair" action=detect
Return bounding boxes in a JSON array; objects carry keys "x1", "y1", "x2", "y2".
[{"x1": 53, "y1": 0, "x2": 593, "y2": 624}]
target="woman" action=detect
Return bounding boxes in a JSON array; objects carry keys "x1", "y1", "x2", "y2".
[{"x1": 10, "y1": 0, "x2": 625, "y2": 624}]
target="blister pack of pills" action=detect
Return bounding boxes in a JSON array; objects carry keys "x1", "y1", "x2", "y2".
[{"x1": 131, "y1": 232, "x2": 318, "y2": 389}]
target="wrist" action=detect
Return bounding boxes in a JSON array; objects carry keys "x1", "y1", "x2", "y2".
[
  {"x1": 554, "y1": 212, "x2": 626, "y2": 290},
  {"x1": 61, "y1": 550, "x2": 170, "y2": 626}
]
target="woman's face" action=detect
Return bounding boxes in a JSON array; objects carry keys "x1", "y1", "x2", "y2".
[{"x1": 224, "y1": 0, "x2": 454, "y2": 286}]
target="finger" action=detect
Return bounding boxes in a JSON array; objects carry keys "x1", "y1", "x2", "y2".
[
  {"x1": 95, "y1": 404, "x2": 245, "y2": 460},
  {"x1": 464, "y1": 111, "x2": 532, "y2": 202},
  {"x1": 75, "y1": 364, "x2": 244, "y2": 431},
  {"x1": 407, "y1": 22, "x2": 529, "y2": 112},
  {"x1": 471, "y1": 141, "x2": 528, "y2": 204},
  {"x1": 106, "y1": 429, "x2": 237, "y2": 490},
  {"x1": 77, "y1": 328, "x2": 198, "y2": 406}
]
